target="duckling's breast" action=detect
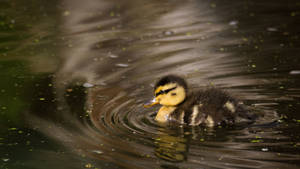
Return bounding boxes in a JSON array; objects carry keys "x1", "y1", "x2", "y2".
[{"x1": 155, "y1": 106, "x2": 176, "y2": 123}]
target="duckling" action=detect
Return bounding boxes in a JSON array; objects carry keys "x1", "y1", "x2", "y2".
[{"x1": 144, "y1": 75, "x2": 256, "y2": 126}]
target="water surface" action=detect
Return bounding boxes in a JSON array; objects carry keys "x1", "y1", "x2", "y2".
[{"x1": 1, "y1": 0, "x2": 300, "y2": 168}]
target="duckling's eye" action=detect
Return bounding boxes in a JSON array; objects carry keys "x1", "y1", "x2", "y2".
[
  {"x1": 171, "y1": 93, "x2": 176, "y2": 96},
  {"x1": 155, "y1": 90, "x2": 164, "y2": 97}
]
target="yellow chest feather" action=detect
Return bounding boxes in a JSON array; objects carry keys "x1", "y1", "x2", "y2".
[{"x1": 155, "y1": 106, "x2": 176, "y2": 123}]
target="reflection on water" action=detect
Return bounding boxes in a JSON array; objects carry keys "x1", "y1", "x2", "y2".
[
  {"x1": 1, "y1": 0, "x2": 300, "y2": 168},
  {"x1": 154, "y1": 129, "x2": 188, "y2": 162}
]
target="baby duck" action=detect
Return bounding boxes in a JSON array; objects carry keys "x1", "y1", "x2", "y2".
[{"x1": 145, "y1": 75, "x2": 256, "y2": 126}]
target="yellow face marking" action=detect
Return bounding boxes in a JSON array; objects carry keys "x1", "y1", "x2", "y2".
[
  {"x1": 154, "y1": 83, "x2": 186, "y2": 106},
  {"x1": 155, "y1": 83, "x2": 177, "y2": 95}
]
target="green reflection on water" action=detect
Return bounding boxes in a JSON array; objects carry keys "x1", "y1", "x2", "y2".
[
  {"x1": 0, "y1": 61, "x2": 31, "y2": 128},
  {"x1": 0, "y1": 0, "x2": 59, "y2": 130}
]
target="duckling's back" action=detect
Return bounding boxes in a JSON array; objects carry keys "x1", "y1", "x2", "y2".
[{"x1": 170, "y1": 88, "x2": 255, "y2": 126}]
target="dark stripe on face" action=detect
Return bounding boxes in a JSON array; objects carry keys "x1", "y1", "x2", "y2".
[{"x1": 155, "y1": 86, "x2": 177, "y2": 97}]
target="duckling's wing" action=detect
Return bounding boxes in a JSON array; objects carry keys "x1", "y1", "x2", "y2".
[
  {"x1": 171, "y1": 88, "x2": 257, "y2": 126},
  {"x1": 171, "y1": 93, "x2": 207, "y2": 125}
]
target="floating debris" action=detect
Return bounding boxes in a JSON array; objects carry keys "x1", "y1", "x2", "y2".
[
  {"x1": 252, "y1": 103, "x2": 279, "y2": 106},
  {"x1": 291, "y1": 12, "x2": 296, "y2": 17},
  {"x1": 242, "y1": 37, "x2": 248, "y2": 42},
  {"x1": 66, "y1": 88, "x2": 73, "y2": 92},
  {"x1": 85, "y1": 163, "x2": 93, "y2": 168},
  {"x1": 2, "y1": 158, "x2": 9, "y2": 162},
  {"x1": 210, "y1": 3, "x2": 216, "y2": 8},
  {"x1": 283, "y1": 32, "x2": 289, "y2": 35},
  {"x1": 163, "y1": 30, "x2": 174, "y2": 36},
  {"x1": 186, "y1": 32, "x2": 192, "y2": 36},
  {"x1": 63, "y1": 10, "x2": 70, "y2": 16},
  {"x1": 229, "y1": 20, "x2": 238, "y2": 26},
  {"x1": 115, "y1": 63, "x2": 129, "y2": 68},
  {"x1": 289, "y1": 70, "x2": 300, "y2": 75},
  {"x1": 267, "y1": 27, "x2": 278, "y2": 32},
  {"x1": 261, "y1": 148, "x2": 269, "y2": 152},
  {"x1": 251, "y1": 139, "x2": 261, "y2": 143},
  {"x1": 110, "y1": 11, "x2": 115, "y2": 17},
  {"x1": 108, "y1": 53, "x2": 118, "y2": 58},
  {"x1": 91, "y1": 150, "x2": 103, "y2": 154},
  {"x1": 83, "y1": 82, "x2": 94, "y2": 88},
  {"x1": 8, "y1": 128, "x2": 17, "y2": 131}
]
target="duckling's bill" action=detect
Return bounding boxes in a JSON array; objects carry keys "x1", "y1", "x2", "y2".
[{"x1": 144, "y1": 98, "x2": 159, "y2": 108}]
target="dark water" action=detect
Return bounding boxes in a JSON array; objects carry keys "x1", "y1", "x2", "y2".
[{"x1": 1, "y1": 0, "x2": 300, "y2": 168}]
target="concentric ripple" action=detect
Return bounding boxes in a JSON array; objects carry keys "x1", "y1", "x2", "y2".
[{"x1": 51, "y1": 82, "x2": 296, "y2": 169}]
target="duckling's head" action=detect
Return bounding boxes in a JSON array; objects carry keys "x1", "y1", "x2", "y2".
[{"x1": 145, "y1": 75, "x2": 188, "y2": 107}]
